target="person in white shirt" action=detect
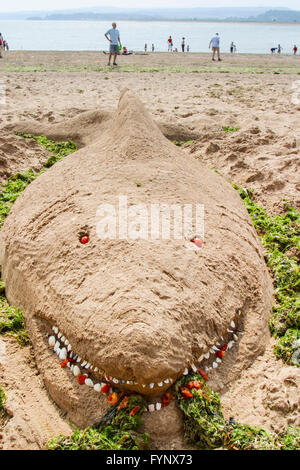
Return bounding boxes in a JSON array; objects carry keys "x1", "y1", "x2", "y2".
[
  {"x1": 209, "y1": 33, "x2": 222, "y2": 62},
  {"x1": 104, "y1": 22, "x2": 122, "y2": 66}
]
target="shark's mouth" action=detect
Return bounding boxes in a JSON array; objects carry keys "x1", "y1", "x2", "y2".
[{"x1": 47, "y1": 310, "x2": 243, "y2": 412}]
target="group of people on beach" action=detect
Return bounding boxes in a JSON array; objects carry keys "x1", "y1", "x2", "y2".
[
  {"x1": 167, "y1": 36, "x2": 190, "y2": 53},
  {"x1": 271, "y1": 44, "x2": 297, "y2": 54},
  {"x1": 0, "y1": 32, "x2": 9, "y2": 58}
]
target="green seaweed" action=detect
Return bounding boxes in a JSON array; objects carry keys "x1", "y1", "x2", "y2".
[
  {"x1": 46, "y1": 395, "x2": 149, "y2": 450},
  {"x1": 223, "y1": 126, "x2": 240, "y2": 133},
  {"x1": 233, "y1": 186, "x2": 300, "y2": 365},
  {"x1": 175, "y1": 373, "x2": 300, "y2": 450},
  {"x1": 0, "y1": 384, "x2": 6, "y2": 420},
  {"x1": 0, "y1": 290, "x2": 29, "y2": 346}
]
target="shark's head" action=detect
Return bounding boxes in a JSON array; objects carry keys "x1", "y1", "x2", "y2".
[{"x1": 0, "y1": 90, "x2": 272, "y2": 421}]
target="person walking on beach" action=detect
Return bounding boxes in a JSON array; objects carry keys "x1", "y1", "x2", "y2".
[
  {"x1": 209, "y1": 33, "x2": 221, "y2": 61},
  {"x1": 152, "y1": 44, "x2": 155, "y2": 52},
  {"x1": 277, "y1": 44, "x2": 282, "y2": 54},
  {"x1": 181, "y1": 37, "x2": 185, "y2": 52},
  {"x1": 168, "y1": 36, "x2": 173, "y2": 52},
  {"x1": 144, "y1": 43, "x2": 147, "y2": 53},
  {"x1": 104, "y1": 22, "x2": 121, "y2": 66},
  {"x1": 293, "y1": 45, "x2": 298, "y2": 55},
  {"x1": 0, "y1": 33, "x2": 4, "y2": 59}
]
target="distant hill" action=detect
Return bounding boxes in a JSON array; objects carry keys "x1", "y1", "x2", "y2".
[{"x1": 1, "y1": 6, "x2": 300, "y2": 22}]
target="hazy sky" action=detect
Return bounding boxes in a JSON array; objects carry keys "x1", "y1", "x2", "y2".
[{"x1": 2, "y1": 0, "x2": 300, "y2": 12}]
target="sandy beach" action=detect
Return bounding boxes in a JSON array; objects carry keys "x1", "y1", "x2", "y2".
[{"x1": 0, "y1": 51, "x2": 299, "y2": 450}]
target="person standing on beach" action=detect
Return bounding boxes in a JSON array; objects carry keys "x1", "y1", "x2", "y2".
[
  {"x1": 181, "y1": 37, "x2": 185, "y2": 52},
  {"x1": 293, "y1": 45, "x2": 298, "y2": 55},
  {"x1": 0, "y1": 33, "x2": 4, "y2": 59},
  {"x1": 105, "y1": 23, "x2": 121, "y2": 66},
  {"x1": 277, "y1": 44, "x2": 282, "y2": 54},
  {"x1": 209, "y1": 33, "x2": 221, "y2": 61},
  {"x1": 152, "y1": 44, "x2": 155, "y2": 52},
  {"x1": 168, "y1": 36, "x2": 173, "y2": 52}
]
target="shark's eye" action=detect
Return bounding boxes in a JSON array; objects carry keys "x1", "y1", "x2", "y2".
[
  {"x1": 191, "y1": 237, "x2": 203, "y2": 248},
  {"x1": 80, "y1": 235, "x2": 89, "y2": 245}
]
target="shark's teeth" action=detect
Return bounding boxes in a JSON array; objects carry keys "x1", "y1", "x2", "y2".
[
  {"x1": 48, "y1": 312, "x2": 244, "y2": 404},
  {"x1": 59, "y1": 348, "x2": 67, "y2": 361},
  {"x1": 73, "y1": 366, "x2": 80, "y2": 377},
  {"x1": 85, "y1": 378, "x2": 94, "y2": 387}
]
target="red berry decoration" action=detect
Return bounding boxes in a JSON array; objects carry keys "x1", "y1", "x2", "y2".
[{"x1": 81, "y1": 236, "x2": 89, "y2": 245}]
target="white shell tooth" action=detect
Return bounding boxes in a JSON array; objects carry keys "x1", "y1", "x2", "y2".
[
  {"x1": 48, "y1": 336, "x2": 56, "y2": 347},
  {"x1": 61, "y1": 336, "x2": 66, "y2": 343},
  {"x1": 227, "y1": 329, "x2": 233, "y2": 333},
  {"x1": 237, "y1": 310, "x2": 241, "y2": 315},
  {"x1": 158, "y1": 382, "x2": 163, "y2": 387},
  {"x1": 94, "y1": 367, "x2": 98, "y2": 372},
  {"x1": 198, "y1": 355, "x2": 204, "y2": 362},
  {"x1": 67, "y1": 344, "x2": 72, "y2": 352},
  {"x1": 85, "y1": 363, "x2": 91, "y2": 369},
  {"x1": 67, "y1": 362, "x2": 71, "y2": 368},
  {"x1": 85, "y1": 378, "x2": 94, "y2": 387},
  {"x1": 148, "y1": 404, "x2": 155, "y2": 412},
  {"x1": 212, "y1": 346, "x2": 219, "y2": 351},
  {"x1": 56, "y1": 348, "x2": 61, "y2": 356},
  {"x1": 216, "y1": 342, "x2": 221, "y2": 346},
  {"x1": 164, "y1": 379, "x2": 170, "y2": 384},
  {"x1": 59, "y1": 348, "x2": 67, "y2": 360},
  {"x1": 149, "y1": 383, "x2": 154, "y2": 389},
  {"x1": 220, "y1": 336, "x2": 224, "y2": 341},
  {"x1": 94, "y1": 383, "x2": 101, "y2": 392},
  {"x1": 204, "y1": 352, "x2": 210, "y2": 359},
  {"x1": 64, "y1": 339, "x2": 69, "y2": 346},
  {"x1": 210, "y1": 348, "x2": 215, "y2": 353},
  {"x1": 191, "y1": 364, "x2": 197, "y2": 372},
  {"x1": 183, "y1": 368, "x2": 189, "y2": 375},
  {"x1": 113, "y1": 378, "x2": 119, "y2": 384},
  {"x1": 142, "y1": 384, "x2": 146, "y2": 388},
  {"x1": 73, "y1": 366, "x2": 80, "y2": 377},
  {"x1": 169, "y1": 378, "x2": 173, "y2": 383},
  {"x1": 52, "y1": 326, "x2": 59, "y2": 334},
  {"x1": 77, "y1": 357, "x2": 81, "y2": 363},
  {"x1": 212, "y1": 362, "x2": 218, "y2": 368},
  {"x1": 58, "y1": 332, "x2": 62, "y2": 339},
  {"x1": 228, "y1": 341, "x2": 234, "y2": 349},
  {"x1": 126, "y1": 381, "x2": 132, "y2": 385},
  {"x1": 156, "y1": 403, "x2": 162, "y2": 411},
  {"x1": 216, "y1": 358, "x2": 222, "y2": 363},
  {"x1": 81, "y1": 361, "x2": 87, "y2": 367},
  {"x1": 233, "y1": 334, "x2": 238, "y2": 341},
  {"x1": 230, "y1": 321, "x2": 235, "y2": 329},
  {"x1": 54, "y1": 341, "x2": 60, "y2": 352}
]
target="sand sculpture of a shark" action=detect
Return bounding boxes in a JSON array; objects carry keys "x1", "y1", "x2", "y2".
[{"x1": 0, "y1": 90, "x2": 273, "y2": 427}]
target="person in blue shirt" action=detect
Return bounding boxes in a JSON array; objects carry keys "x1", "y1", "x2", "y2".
[
  {"x1": 105, "y1": 23, "x2": 122, "y2": 66},
  {"x1": 209, "y1": 33, "x2": 222, "y2": 62}
]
